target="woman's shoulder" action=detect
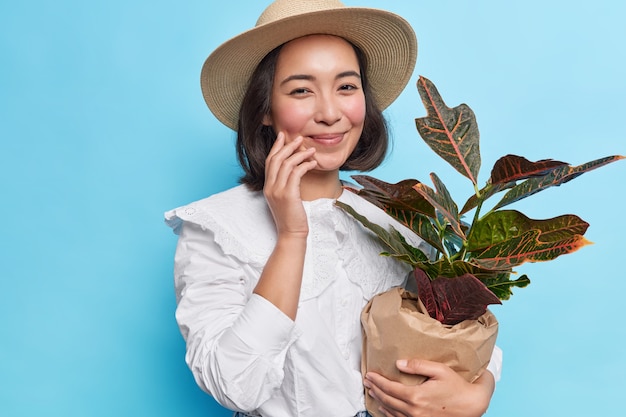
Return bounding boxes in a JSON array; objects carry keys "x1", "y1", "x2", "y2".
[
  {"x1": 164, "y1": 184, "x2": 276, "y2": 266},
  {"x1": 164, "y1": 184, "x2": 270, "y2": 235}
]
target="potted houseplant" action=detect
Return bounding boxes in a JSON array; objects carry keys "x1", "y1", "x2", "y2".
[{"x1": 336, "y1": 76, "x2": 624, "y2": 416}]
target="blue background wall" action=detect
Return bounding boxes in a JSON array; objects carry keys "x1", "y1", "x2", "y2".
[{"x1": 1, "y1": 1, "x2": 624, "y2": 416}]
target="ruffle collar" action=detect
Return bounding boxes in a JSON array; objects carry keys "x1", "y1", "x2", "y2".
[{"x1": 165, "y1": 185, "x2": 425, "y2": 301}]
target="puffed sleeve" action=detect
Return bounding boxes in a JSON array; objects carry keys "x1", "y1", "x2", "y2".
[{"x1": 173, "y1": 221, "x2": 302, "y2": 411}]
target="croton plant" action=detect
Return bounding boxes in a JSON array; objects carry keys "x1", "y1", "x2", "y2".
[{"x1": 336, "y1": 76, "x2": 624, "y2": 326}]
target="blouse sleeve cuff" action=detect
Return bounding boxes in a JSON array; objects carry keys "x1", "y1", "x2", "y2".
[
  {"x1": 226, "y1": 293, "x2": 302, "y2": 354},
  {"x1": 486, "y1": 344, "x2": 503, "y2": 382}
]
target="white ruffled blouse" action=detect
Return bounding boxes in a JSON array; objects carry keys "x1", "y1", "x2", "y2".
[{"x1": 165, "y1": 184, "x2": 501, "y2": 417}]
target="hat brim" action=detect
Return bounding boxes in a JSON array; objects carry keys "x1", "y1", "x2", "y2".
[{"x1": 201, "y1": 7, "x2": 417, "y2": 131}]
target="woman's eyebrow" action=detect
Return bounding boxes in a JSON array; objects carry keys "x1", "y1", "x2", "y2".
[
  {"x1": 280, "y1": 74, "x2": 314, "y2": 86},
  {"x1": 336, "y1": 70, "x2": 361, "y2": 80},
  {"x1": 280, "y1": 70, "x2": 361, "y2": 86}
]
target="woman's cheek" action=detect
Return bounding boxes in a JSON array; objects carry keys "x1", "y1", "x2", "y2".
[
  {"x1": 347, "y1": 97, "x2": 367, "y2": 125},
  {"x1": 275, "y1": 108, "x2": 309, "y2": 142}
]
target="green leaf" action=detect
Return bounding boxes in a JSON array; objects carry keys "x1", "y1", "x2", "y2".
[
  {"x1": 483, "y1": 273, "x2": 531, "y2": 301},
  {"x1": 467, "y1": 210, "x2": 590, "y2": 252},
  {"x1": 450, "y1": 260, "x2": 504, "y2": 276},
  {"x1": 418, "y1": 259, "x2": 467, "y2": 280},
  {"x1": 415, "y1": 76, "x2": 481, "y2": 185},
  {"x1": 492, "y1": 155, "x2": 625, "y2": 210},
  {"x1": 335, "y1": 201, "x2": 430, "y2": 266},
  {"x1": 420, "y1": 259, "x2": 506, "y2": 280},
  {"x1": 469, "y1": 229, "x2": 592, "y2": 270},
  {"x1": 385, "y1": 207, "x2": 445, "y2": 253},
  {"x1": 413, "y1": 172, "x2": 465, "y2": 239}
]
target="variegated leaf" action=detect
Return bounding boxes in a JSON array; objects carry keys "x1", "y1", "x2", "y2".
[
  {"x1": 414, "y1": 268, "x2": 501, "y2": 325},
  {"x1": 415, "y1": 76, "x2": 481, "y2": 185},
  {"x1": 490, "y1": 155, "x2": 568, "y2": 184},
  {"x1": 470, "y1": 230, "x2": 591, "y2": 270},
  {"x1": 467, "y1": 210, "x2": 589, "y2": 252},
  {"x1": 493, "y1": 155, "x2": 625, "y2": 211},
  {"x1": 413, "y1": 173, "x2": 465, "y2": 239}
]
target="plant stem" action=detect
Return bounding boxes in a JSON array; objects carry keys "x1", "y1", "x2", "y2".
[
  {"x1": 462, "y1": 188, "x2": 484, "y2": 259},
  {"x1": 434, "y1": 216, "x2": 454, "y2": 267}
]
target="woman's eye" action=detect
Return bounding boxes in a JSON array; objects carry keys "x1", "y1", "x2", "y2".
[
  {"x1": 340, "y1": 84, "x2": 358, "y2": 91},
  {"x1": 289, "y1": 88, "x2": 310, "y2": 95}
]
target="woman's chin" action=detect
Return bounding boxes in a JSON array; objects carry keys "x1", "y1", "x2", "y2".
[
  {"x1": 310, "y1": 163, "x2": 342, "y2": 173},
  {"x1": 310, "y1": 156, "x2": 348, "y2": 172}
]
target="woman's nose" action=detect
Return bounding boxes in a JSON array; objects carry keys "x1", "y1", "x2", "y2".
[{"x1": 314, "y1": 94, "x2": 342, "y2": 125}]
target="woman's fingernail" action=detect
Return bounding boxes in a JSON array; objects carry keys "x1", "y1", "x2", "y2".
[{"x1": 397, "y1": 359, "x2": 407, "y2": 367}]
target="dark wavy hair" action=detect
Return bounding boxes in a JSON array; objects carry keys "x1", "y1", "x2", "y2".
[{"x1": 236, "y1": 40, "x2": 389, "y2": 191}]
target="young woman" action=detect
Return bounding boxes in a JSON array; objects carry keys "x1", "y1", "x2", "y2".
[{"x1": 166, "y1": 1, "x2": 502, "y2": 416}]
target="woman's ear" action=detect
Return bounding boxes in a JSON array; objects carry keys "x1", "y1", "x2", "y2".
[{"x1": 262, "y1": 113, "x2": 272, "y2": 126}]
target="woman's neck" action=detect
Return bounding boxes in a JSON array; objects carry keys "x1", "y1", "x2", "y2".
[{"x1": 300, "y1": 171, "x2": 343, "y2": 201}]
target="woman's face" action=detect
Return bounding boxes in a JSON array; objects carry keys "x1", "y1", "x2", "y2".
[{"x1": 264, "y1": 35, "x2": 366, "y2": 172}]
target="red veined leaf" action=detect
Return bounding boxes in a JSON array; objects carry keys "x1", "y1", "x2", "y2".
[
  {"x1": 492, "y1": 155, "x2": 625, "y2": 210},
  {"x1": 350, "y1": 175, "x2": 436, "y2": 218},
  {"x1": 413, "y1": 172, "x2": 465, "y2": 239},
  {"x1": 414, "y1": 267, "x2": 443, "y2": 323},
  {"x1": 414, "y1": 268, "x2": 502, "y2": 325},
  {"x1": 415, "y1": 76, "x2": 481, "y2": 185},
  {"x1": 348, "y1": 176, "x2": 443, "y2": 252},
  {"x1": 431, "y1": 275, "x2": 502, "y2": 325},
  {"x1": 470, "y1": 230, "x2": 592, "y2": 270},
  {"x1": 490, "y1": 155, "x2": 568, "y2": 184},
  {"x1": 467, "y1": 210, "x2": 590, "y2": 252},
  {"x1": 460, "y1": 156, "x2": 571, "y2": 215}
]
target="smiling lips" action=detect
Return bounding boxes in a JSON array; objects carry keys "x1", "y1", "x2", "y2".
[{"x1": 307, "y1": 133, "x2": 345, "y2": 146}]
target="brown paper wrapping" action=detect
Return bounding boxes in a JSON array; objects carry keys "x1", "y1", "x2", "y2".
[{"x1": 361, "y1": 286, "x2": 498, "y2": 416}]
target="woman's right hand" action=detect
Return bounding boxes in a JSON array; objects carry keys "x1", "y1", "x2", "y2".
[
  {"x1": 255, "y1": 132, "x2": 318, "y2": 320},
  {"x1": 263, "y1": 132, "x2": 317, "y2": 238}
]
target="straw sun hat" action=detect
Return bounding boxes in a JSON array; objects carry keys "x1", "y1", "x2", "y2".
[{"x1": 201, "y1": 0, "x2": 418, "y2": 131}]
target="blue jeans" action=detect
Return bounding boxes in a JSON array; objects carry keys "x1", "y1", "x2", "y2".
[{"x1": 234, "y1": 412, "x2": 372, "y2": 417}]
